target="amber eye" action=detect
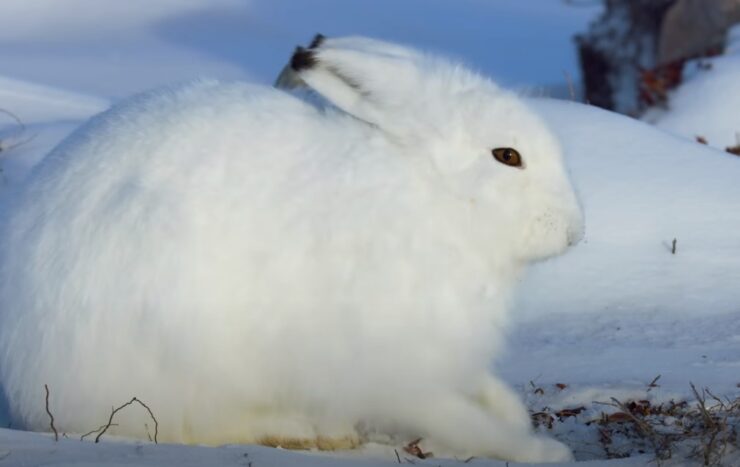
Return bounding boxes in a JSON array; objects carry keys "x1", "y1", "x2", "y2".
[{"x1": 492, "y1": 148, "x2": 523, "y2": 168}]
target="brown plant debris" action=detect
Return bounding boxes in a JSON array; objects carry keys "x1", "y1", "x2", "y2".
[
  {"x1": 595, "y1": 392, "x2": 736, "y2": 464},
  {"x1": 532, "y1": 411, "x2": 555, "y2": 430},
  {"x1": 530, "y1": 383, "x2": 738, "y2": 465},
  {"x1": 556, "y1": 406, "x2": 586, "y2": 420},
  {"x1": 640, "y1": 61, "x2": 684, "y2": 108},
  {"x1": 403, "y1": 438, "x2": 433, "y2": 459}
]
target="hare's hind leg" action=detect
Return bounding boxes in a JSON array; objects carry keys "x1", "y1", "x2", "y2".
[
  {"x1": 259, "y1": 434, "x2": 360, "y2": 451},
  {"x1": 182, "y1": 408, "x2": 356, "y2": 449},
  {"x1": 255, "y1": 412, "x2": 360, "y2": 451}
]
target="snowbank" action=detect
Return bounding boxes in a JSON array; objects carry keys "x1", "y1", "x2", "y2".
[
  {"x1": 644, "y1": 26, "x2": 740, "y2": 149},
  {"x1": 0, "y1": 75, "x2": 107, "y2": 124},
  {"x1": 517, "y1": 99, "x2": 740, "y2": 321},
  {"x1": 0, "y1": 0, "x2": 243, "y2": 41},
  {"x1": 517, "y1": 23, "x2": 740, "y2": 325},
  {"x1": 0, "y1": 76, "x2": 109, "y2": 187}
]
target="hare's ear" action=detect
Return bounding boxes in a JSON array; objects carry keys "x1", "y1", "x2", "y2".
[
  {"x1": 274, "y1": 34, "x2": 327, "y2": 90},
  {"x1": 277, "y1": 35, "x2": 423, "y2": 128}
]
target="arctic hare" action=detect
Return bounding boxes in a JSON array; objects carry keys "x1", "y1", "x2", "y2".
[{"x1": 0, "y1": 35, "x2": 583, "y2": 462}]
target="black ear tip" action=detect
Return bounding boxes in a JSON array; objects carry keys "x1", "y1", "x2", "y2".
[
  {"x1": 309, "y1": 33, "x2": 326, "y2": 49},
  {"x1": 290, "y1": 46, "x2": 317, "y2": 72}
]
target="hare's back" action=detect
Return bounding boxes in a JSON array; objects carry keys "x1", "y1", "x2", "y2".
[
  {"x1": 9, "y1": 80, "x2": 341, "y2": 234},
  {"x1": 0, "y1": 80, "x2": 352, "y2": 322},
  {"x1": 42, "y1": 80, "x2": 327, "y2": 185}
]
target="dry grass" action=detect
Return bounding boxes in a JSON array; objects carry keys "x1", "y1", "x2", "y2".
[{"x1": 531, "y1": 383, "x2": 739, "y2": 466}]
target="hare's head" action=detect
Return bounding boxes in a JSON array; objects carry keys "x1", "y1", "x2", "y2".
[{"x1": 279, "y1": 35, "x2": 584, "y2": 264}]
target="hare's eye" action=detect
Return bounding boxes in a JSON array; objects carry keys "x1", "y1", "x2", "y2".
[{"x1": 492, "y1": 148, "x2": 523, "y2": 168}]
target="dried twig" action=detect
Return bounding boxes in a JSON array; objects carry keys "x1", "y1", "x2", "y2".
[
  {"x1": 688, "y1": 383, "x2": 730, "y2": 466},
  {"x1": 0, "y1": 108, "x2": 25, "y2": 134},
  {"x1": 647, "y1": 374, "x2": 662, "y2": 391},
  {"x1": 80, "y1": 424, "x2": 117, "y2": 441},
  {"x1": 609, "y1": 399, "x2": 652, "y2": 435},
  {"x1": 44, "y1": 384, "x2": 58, "y2": 441},
  {"x1": 589, "y1": 387, "x2": 738, "y2": 464},
  {"x1": 704, "y1": 387, "x2": 732, "y2": 408},
  {"x1": 94, "y1": 397, "x2": 158, "y2": 444},
  {"x1": 0, "y1": 108, "x2": 36, "y2": 154},
  {"x1": 609, "y1": 397, "x2": 671, "y2": 461},
  {"x1": 690, "y1": 383, "x2": 716, "y2": 429}
]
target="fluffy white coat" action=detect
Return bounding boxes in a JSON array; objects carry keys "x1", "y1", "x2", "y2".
[{"x1": 0, "y1": 36, "x2": 583, "y2": 462}]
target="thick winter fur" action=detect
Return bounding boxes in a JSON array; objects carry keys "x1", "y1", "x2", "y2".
[{"x1": 0, "y1": 36, "x2": 583, "y2": 462}]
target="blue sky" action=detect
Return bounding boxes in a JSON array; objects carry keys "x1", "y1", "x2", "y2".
[
  {"x1": 0, "y1": 0, "x2": 602, "y2": 97},
  {"x1": 161, "y1": 0, "x2": 603, "y2": 86}
]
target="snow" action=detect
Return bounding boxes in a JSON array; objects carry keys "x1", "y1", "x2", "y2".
[
  {"x1": 517, "y1": 99, "x2": 740, "y2": 321},
  {"x1": 0, "y1": 0, "x2": 250, "y2": 98},
  {"x1": 0, "y1": 0, "x2": 243, "y2": 41},
  {"x1": 0, "y1": 77, "x2": 108, "y2": 189},
  {"x1": 0, "y1": 76, "x2": 107, "y2": 124},
  {"x1": 0, "y1": 427, "x2": 653, "y2": 467},
  {"x1": 644, "y1": 26, "x2": 740, "y2": 149},
  {"x1": 1, "y1": 1, "x2": 739, "y2": 466}
]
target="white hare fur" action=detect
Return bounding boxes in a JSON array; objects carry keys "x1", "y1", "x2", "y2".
[{"x1": 0, "y1": 36, "x2": 583, "y2": 462}]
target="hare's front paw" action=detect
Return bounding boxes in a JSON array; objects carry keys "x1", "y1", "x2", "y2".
[
  {"x1": 476, "y1": 375, "x2": 531, "y2": 431},
  {"x1": 395, "y1": 394, "x2": 571, "y2": 462},
  {"x1": 514, "y1": 436, "x2": 574, "y2": 463}
]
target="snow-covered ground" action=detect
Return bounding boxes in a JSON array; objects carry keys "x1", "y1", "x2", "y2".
[
  {"x1": 644, "y1": 26, "x2": 740, "y2": 150},
  {"x1": 1, "y1": 1, "x2": 739, "y2": 466},
  {"x1": 0, "y1": 426, "x2": 653, "y2": 467}
]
